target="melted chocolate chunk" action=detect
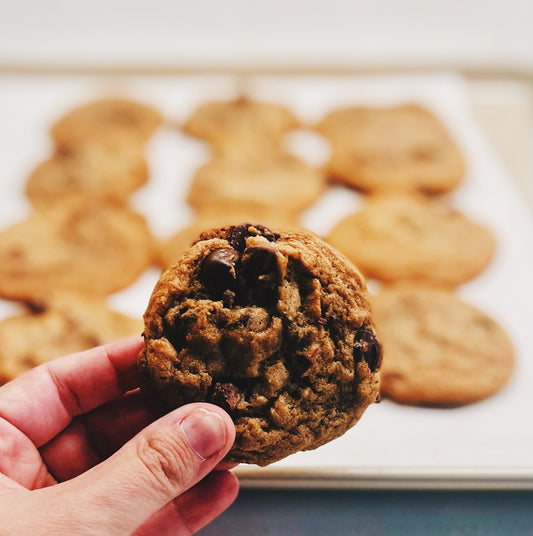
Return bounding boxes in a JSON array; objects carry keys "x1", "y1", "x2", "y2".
[
  {"x1": 226, "y1": 225, "x2": 250, "y2": 252},
  {"x1": 211, "y1": 382, "x2": 241, "y2": 411},
  {"x1": 200, "y1": 247, "x2": 241, "y2": 292},
  {"x1": 242, "y1": 243, "x2": 280, "y2": 281},
  {"x1": 353, "y1": 326, "x2": 382, "y2": 372},
  {"x1": 166, "y1": 318, "x2": 186, "y2": 353},
  {"x1": 236, "y1": 243, "x2": 282, "y2": 307},
  {"x1": 226, "y1": 224, "x2": 279, "y2": 251},
  {"x1": 254, "y1": 225, "x2": 280, "y2": 243}
]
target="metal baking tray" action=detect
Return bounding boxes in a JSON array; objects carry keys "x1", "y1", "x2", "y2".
[{"x1": 0, "y1": 70, "x2": 531, "y2": 490}]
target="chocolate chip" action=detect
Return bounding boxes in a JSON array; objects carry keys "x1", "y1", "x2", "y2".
[
  {"x1": 236, "y1": 310, "x2": 252, "y2": 327},
  {"x1": 242, "y1": 243, "x2": 279, "y2": 281},
  {"x1": 199, "y1": 247, "x2": 241, "y2": 292},
  {"x1": 226, "y1": 224, "x2": 250, "y2": 252},
  {"x1": 163, "y1": 314, "x2": 186, "y2": 353},
  {"x1": 254, "y1": 225, "x2": 280, "y2": 243},
  {"x1": 226, "y1": 223, "x2": 279, "y2": 251},
  {"x1": 211, "y1": 382, "x2": 241, "y2": 411},
  {"x1": 354, "y1": 326, "x2": 382, "y2": 372}
]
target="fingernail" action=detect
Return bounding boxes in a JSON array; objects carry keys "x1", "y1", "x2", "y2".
[{"x1": 180, "y1": 409, "x2": 227, "y2": 461}]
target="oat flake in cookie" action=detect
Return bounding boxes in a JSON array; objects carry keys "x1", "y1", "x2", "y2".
[{"x1": 139, "y1": 224, "x2": 381, "y2": 466}]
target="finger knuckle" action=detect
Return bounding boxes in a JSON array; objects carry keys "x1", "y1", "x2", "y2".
[{"x1": 136, "y1": 434, "x2": 195, "y2": 495}]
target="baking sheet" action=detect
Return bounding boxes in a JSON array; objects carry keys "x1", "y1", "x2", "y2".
[{"x1": 0, "y1": 71, "x2": 531, "y2": 489}]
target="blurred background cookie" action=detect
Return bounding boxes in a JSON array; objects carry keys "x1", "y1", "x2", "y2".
[
  {"x1": 0, "y1": 293, "x2": 142, "y2": 385},
  {"x1": 371, "y1": 285, "x2": 515, "y2": 406},
  {"x1": 327, "y1": 194, "x2": 495, "y2": 287},
  {"x1": 25, "y1": 137, "x2": 148, "y2": 207},
  {"x1": 182, "y1": 96, "x2": 299, "y2": 154},
  {"x1": 317, "y1": 104, "x2": 465, "y2": 194},
  {"x1": 186, "y1": 151, "x2": 326, "y2": 215},
  {"x1": 0, "y1": 202, "x2": 155, "y2": 301},
  {"x1": 51, "y1": 97, "x2": 163, "y2": 147}
]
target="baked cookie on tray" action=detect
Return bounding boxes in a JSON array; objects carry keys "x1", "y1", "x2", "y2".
[
  {"x1": 327, "y1": 194, "x2": 495, "y2": 287},
  {"x1": 186, "y1": 151, "x2": 326, "y2": 215},
  {"x1": 139, "y1": 223, "x2": 381, "y2": 466},
  {"x1": 0, "y1": 293, "x2": 142, "y2": 385},
  {"x1": 371, "y1": 285, "x2": 515, "y2": 406},
  {"x1": 182, "y1": 96, "x2": 299, "y2": 154},
  {"x1": 0, "y1": 202, "x2": 155, "y2": 301},
  {"x1": 51, "y1": 97, "x2": 162, "y2": 147},
  {"x1": 316, "y1": 104, "x2": 465, "y2": 194},
  {"x1": 25, "y1": 137, "x2": 148, "y2": 207}
]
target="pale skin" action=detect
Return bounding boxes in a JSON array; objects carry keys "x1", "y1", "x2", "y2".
[{"x1": 0, "y1": 337, "x2": 239, "y2": 535}]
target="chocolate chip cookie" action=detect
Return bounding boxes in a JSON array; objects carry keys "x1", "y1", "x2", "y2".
[
  {"x1": 51, "y1": 97, "x2": 162, "y2": 147},
  {"x1": 182, "y1": 96, "x2": 299, "y2": 154},
  {"x1": 317, "y1": 104, "x2": 465, "y2": 194},
  {"x1": 186, "y1": 151, "x2": 326, "y2": 215},
  {"x1": 0, "y1": 293, "x2": 143, "y2": 385},
  {"x1": 327, "y1": 194, "x2": 495, "y2": 287},
  {"x1": 371, "y1": 285, "x2": 515, "y2": 406},
  {"x1": 139, "y1": 224, "x2": 381, "y2": 466},
  {"x1": 25, "y1": 137, "x2": 148, "y2": 207},
  {"x1": 0, "y1": 202, "x2": 155, "y2": 301}
]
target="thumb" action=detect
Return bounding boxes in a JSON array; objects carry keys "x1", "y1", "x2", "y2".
[{"x1": 55, "y1": 403, "x2": 235, "y2": 535}]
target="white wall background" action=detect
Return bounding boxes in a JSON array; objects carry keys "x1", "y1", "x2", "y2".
[{"x1": 0, "y1": 0, "x2": 531, "y2": 70}]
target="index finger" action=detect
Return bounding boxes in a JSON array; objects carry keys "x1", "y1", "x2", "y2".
[{"x1": 0, "y1": 336, "x2": 145, "y2": 447}]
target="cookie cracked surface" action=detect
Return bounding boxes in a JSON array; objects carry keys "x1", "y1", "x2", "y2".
[
  {"x1": 139, "y1": 224, "x2": 381, "y2": 466},
  {"x1": 0, "y1": 202, "x2": 155, "y2": 301},
  {"x1": 0, "y1": 293, "x2": 143, "y2": 385},
  {"x1": 372, "y1": 285, "x2": 515, "y2": 406},
  {"x1": 317, "y1": 104, "x2": 465, "y2": 194}
]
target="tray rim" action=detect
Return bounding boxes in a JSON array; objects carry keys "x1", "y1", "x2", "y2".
[
  {"x1": 0, "y1": 62, "x2": 531, "y2": 82},
  {"x1": 234, "y1": 466, "x2": 533, "y2": 491}
]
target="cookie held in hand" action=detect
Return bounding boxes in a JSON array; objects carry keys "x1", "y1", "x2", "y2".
[{"x1": 139, "y1": 224, "x2": 381, "y2": 466}]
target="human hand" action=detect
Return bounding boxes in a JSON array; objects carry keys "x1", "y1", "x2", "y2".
[{"x1": 0, "y1": 337, "x2": 238, "y2": 535}]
